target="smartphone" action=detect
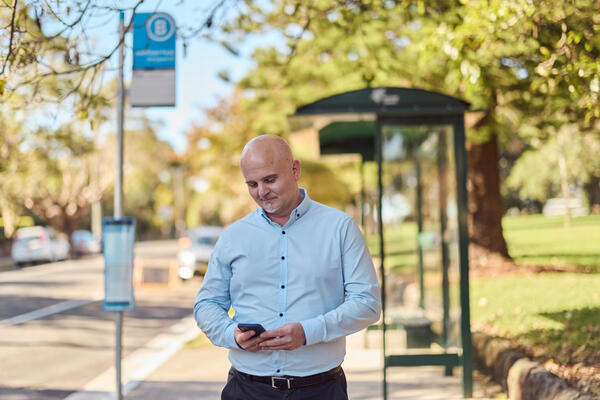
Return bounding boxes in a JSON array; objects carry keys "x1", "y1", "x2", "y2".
[{"x1": 237, "y1": 323, "x2": 266, "y2": 338}]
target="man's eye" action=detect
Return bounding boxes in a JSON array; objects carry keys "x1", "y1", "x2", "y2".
[{"x1": 265, "y1": 178, "x2": 275, "y2": 183}]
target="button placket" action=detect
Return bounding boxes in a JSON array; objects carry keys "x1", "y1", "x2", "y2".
[{"x1": 278, "y1": 227, "x2": 288, "y2": 325}]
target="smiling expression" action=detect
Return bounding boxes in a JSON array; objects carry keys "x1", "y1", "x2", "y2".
[{"x1": 240, "y1": 136, "x2": 302, "y2": 224}]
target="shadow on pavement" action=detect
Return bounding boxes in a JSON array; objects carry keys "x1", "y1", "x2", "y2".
[
  {"x1": 0, "y1": 387, "x2": 74, "y2": 400},
  {"x1": 125, "y1": 380, "x2": 224, "y2": 400}
]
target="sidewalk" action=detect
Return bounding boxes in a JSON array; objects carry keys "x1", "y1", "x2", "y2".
[{"x1": 120, "y1": 324, "x2": 490, "y2": 400}]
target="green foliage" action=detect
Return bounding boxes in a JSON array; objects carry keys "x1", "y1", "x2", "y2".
[
  {"x1": 505, "y1": 149, "x2": 556, "y2": 201},
  {"x1": 507, "y1": 127, "x2": 600, "y2": 202},
  {"x1": 221, "y1": 0, "x2": 600, "y2": 214},
  {"x1": 121, "y1": 117, "x2": 179, "y2": 236}
]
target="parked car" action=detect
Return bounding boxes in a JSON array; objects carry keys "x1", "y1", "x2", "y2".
[
  {"x1": 177, "y1": 226, "x2": 223, "y2": 280},
  {"x1": 11, "y1": 226, "x2": 70, "y2": 267},
  {"x1": 71, "y1": 229, "x2": 101, "y2": 255}
]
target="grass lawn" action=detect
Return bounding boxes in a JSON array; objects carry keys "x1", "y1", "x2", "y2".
[
  {"x1": 470, "y1": 272, "x2": 600, "y2": 365},
  {"x1": 371, "y1": 213, "x2": 600, "y2": 390},
  {"x1": 503, "y1": 214, "x2": 600, "y2": 271}
]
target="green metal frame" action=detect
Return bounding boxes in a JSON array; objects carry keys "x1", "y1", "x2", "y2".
[{"x1": 293, "y1": 87, "x2": 473, "y2": 398}]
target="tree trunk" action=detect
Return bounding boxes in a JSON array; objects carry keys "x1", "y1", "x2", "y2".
[
  {"x1": 557, "y1": 151, "x2": 572, "y2": 228},
  {"x1": 466, "y1": 132, "x2": 511, "y2": 266},
  {"x1": 585, "y1": 175, "x2": 600, "y2": 213}
]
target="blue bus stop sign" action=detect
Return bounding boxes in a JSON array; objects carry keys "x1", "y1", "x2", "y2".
[
  {"x1": 102, "y1": 217, "x2": 136, "y2": 311},
  {"x1": 133, "y1": 12, "x2": 176, "y2": 70}
]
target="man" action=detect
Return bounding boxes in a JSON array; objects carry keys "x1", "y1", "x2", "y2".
[{"x1": 194, "y1": 135, "x2": 381, "y2": 399}]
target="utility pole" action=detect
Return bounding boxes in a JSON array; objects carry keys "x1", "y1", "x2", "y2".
[{"x1": 114, "y1": 11, "x2": 125, "y2": 400}]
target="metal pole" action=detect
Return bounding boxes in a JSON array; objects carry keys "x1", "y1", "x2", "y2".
[
  {"x1": 174, "y1": 166, "x2": 186, "y2": 237},
  {"x1": 114, "y1": 11, "x2": 125, "y2": 400},
  {"x1": 116, "y1": 13, "x2": 125, "y2": 221},
  {"x1": 438, "y1": 130, "x2": 452, "y2": 376},
  {"x1": 415, "y1": 158, "x2": 425, "y2": 310},
  {"x1": 360, "y1": 159, "x2": 366, "y2": 233},
  {"x1": 453, "y1": 117, "x2": 473, "y2": 398},
  {"x1": 376, "y1": 118, "x2": 388, "y2": 400}
]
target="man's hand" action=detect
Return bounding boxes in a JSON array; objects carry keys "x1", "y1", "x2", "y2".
[
  {"x1": 234, "y1": 328, "x2": 265, "y2": 352},
  {"x1": 259, "y1": 323, "x2": 306, "y2": 351}
]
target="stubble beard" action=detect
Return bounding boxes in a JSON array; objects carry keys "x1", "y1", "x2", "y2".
[
  {"x1": 259, "y1": 196, "x2": 280, "y2": 214},
  {"x1": 261, "y1": 201, "x2": 278, "y2": 214}
]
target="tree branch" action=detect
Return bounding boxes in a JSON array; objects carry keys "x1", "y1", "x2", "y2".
[{"x1": 1, "y1": 0, "x2": 19, "y2": 76}]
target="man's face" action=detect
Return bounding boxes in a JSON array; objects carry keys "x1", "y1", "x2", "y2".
[{"x1": 241, "y1": 155, "x2": 301, "y2": 218}]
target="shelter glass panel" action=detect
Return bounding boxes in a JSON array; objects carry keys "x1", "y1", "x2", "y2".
[{"x1": 381, "y1": 124, "x2": 462, "y2": 356}]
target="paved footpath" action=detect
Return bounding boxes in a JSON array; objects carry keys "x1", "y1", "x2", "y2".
[
  {"x1": 68, "y1": 315, "x2": 494, "y2": 400},
  {"x1": 125, "y1": 328, "x2": 491, "y2": 400}
]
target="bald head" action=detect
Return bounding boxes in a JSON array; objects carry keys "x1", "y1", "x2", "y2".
[
  {"x1": 239, "y1": 135, "x2": 302, "y2": 224},
  {"x1": 240, "y1": 135, "x2": 294, "y2": 170}
]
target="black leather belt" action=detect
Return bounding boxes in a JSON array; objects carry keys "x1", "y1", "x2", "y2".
[{"x1": 233, "y1": 365, "x2": 342, "y2": 390}]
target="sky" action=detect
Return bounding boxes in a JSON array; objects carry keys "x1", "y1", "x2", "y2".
[{"x1": 106, "y1": 2, "x2": 275, "y2": 153}]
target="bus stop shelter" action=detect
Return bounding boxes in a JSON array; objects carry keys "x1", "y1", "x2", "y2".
[{"x1": 292, "y1": 87, "x2": 473, "y2": 398}]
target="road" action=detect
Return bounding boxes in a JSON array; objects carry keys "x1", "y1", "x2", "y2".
[{"x1": 0, "y1": 240, "x2": 201, "y2": 400}]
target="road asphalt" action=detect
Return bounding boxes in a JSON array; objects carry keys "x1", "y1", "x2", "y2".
[{"x1": 66, "y1": 313, "x2": 496, "y2": 400}]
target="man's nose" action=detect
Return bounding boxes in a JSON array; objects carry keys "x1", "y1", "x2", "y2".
[{"x1": 257, "y1": 183, "x2": 269, "y2": 198}]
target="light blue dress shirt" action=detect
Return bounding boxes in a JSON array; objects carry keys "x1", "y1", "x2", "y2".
[{"x1": 194, "y1": 188, "x2": 381, "y2": 377}]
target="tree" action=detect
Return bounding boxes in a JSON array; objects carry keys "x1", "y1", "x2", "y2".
[
  {"x1": 2, "y1": 120, "x2": 114, "y2": 240},
  {"x1": 507, "y1": 124, "x2": 600, "y2": 225},
  {"x1": 0, "y1": 1, "x2": 231, "y2": 107},
  {"x1": 0, "y1": 1, "x2": 230, "y2": 239},
  {"x1": 214, "y1": 0, "x2": 600, "y2": 265},
  {"x1": 120, "y1": 113, "x2": 179, "y2": 237}
]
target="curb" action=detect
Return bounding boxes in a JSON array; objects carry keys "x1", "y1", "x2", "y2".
[{"x1": 472, "y1": 331, "x2": 597, "y2": 400}]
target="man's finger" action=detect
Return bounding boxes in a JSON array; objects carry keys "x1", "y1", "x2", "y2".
[
  {"x1": 260, "y1": 337, "x2": 288, "y2": 348},
  {"x1": 258, "y1": 328, "x2": 284, "y2": 340}
]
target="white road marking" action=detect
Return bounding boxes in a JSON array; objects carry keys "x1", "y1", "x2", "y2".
[
  {"x1": 0, "y1": 296, "x2": 102, "y2": 327},
  {"x1": 65, "y1": 315, "x2": 199, "y2": 400}
]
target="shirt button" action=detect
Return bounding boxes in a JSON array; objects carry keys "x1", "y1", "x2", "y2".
[
  {"x1": 281, "y1": 256, "x2": 285, "y2": 260},
  {"x1": 281, "y1": 285, "x2": 285, "y2": 289},
  {"x1": 282, "y1": 231, "x2": 286, "y2": 234},
  {"x1": 279, "y1": 313, "x2": 283, "y2": 317},
  {"x1": 277, "y1": 369, "x2": 281, "y2": 373}
]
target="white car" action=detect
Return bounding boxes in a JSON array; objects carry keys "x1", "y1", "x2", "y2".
[
  {"x1": 11, "y1": 226, "x2": 71, "y2": 267},
  {"x1": 71, "y1": 229, "x2": 101, "y2": 255},
  {"x1": 177, "y1": 226, "x2": 223, "y2": 280}
]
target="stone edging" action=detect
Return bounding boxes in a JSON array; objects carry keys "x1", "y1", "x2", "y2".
[{"x1": 472, "y1": 331, "x2": 597, "y2": 400}]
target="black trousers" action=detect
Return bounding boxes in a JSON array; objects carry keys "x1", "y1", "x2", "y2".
[{"x1": 221, "y1": 367, "x2": 349, "y2": 400}]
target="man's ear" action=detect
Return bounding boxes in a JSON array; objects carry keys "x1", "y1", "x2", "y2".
[{"x1": 292, "y1": 159, "x2": 301, "y2": 181}]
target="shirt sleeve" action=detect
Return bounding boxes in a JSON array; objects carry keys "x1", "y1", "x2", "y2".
[
  {"x1": 300, "y1": 217, "x2": 382, "y2": 346},
  {"x1": 193, "y1": 236, "x2": 239, "y2": 350}
]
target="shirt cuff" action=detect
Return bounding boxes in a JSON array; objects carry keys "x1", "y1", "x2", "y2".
[
  {"x1": 225, "y1": 322, "x2": 240, "y2": 350},
  {"x1": 299, "y1": 317, "x2": 325, "y2": 346}
]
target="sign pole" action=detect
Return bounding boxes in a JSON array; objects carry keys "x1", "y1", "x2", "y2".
[{"x1": 115, "y1": 11, "x2": 125, "y2": 400}]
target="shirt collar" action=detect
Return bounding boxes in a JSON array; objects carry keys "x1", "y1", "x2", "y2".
[
  {"x1": 293, "y1": 188, "x2": 311, "y2": 220},
  {"x1": 258, "y1": 188, "x2": 311, "y2": 226}
]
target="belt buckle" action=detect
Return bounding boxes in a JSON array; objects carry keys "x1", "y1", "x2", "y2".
[{"x1": 271, "y1": 376, "x2": 292, "y2": 389}]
